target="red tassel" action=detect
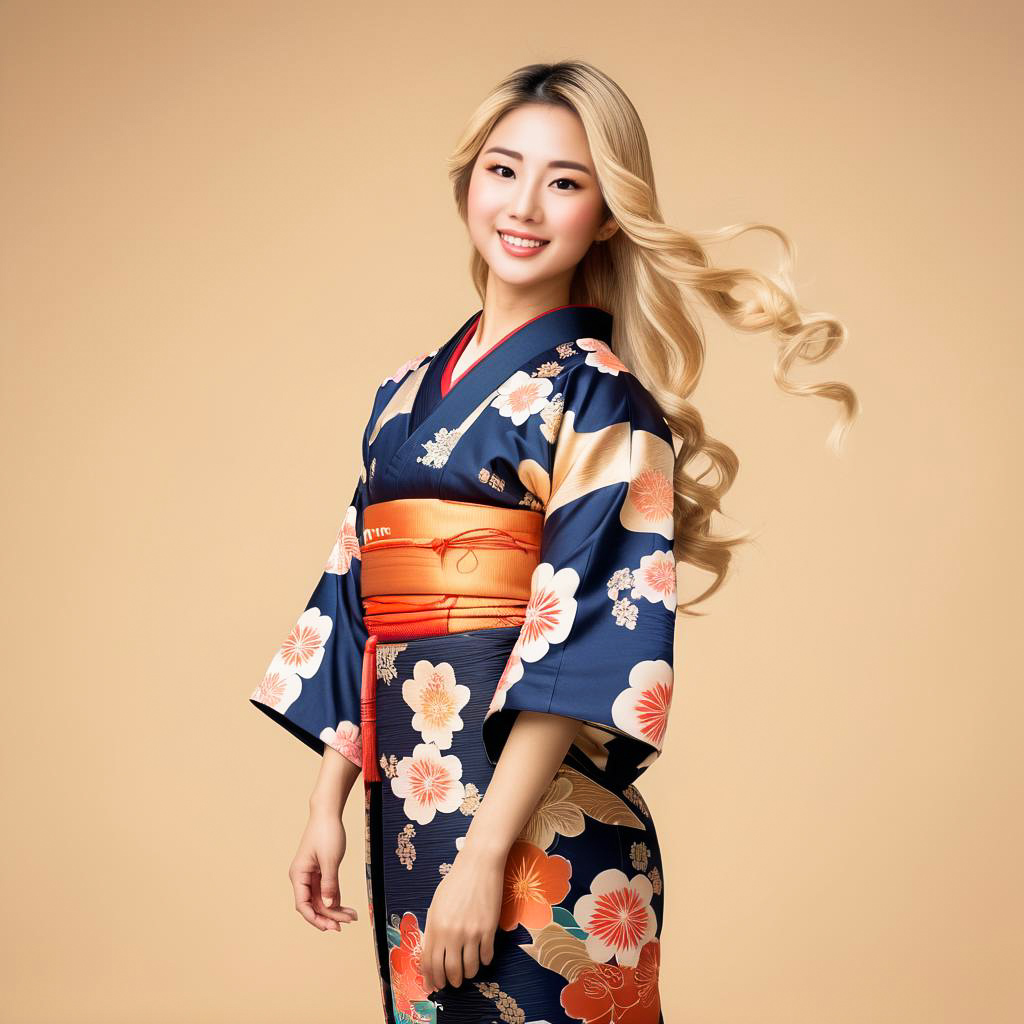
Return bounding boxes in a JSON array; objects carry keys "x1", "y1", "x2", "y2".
[{"x1": 360, "y1": 634, "x2": 380, "y2": 782}]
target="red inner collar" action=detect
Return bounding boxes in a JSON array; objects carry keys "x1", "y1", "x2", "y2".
[{"x1": 440, "y1": 304, "x2": 604, "y2": 398}]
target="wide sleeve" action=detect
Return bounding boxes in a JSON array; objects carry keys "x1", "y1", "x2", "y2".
[
  {"x1": 249, "y1": 465, "x2": 370, "y2": 769},
  {"x1": 481, "y1": 359, "x2": 678, "y2": 789}
]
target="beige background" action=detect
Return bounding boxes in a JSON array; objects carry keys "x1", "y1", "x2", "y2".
[{"x1": 2, "y1": 2, "x2": 1020, "y2": 1022}]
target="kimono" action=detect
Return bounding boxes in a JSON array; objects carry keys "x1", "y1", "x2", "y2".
[{"x1": 251, "y1": 304, "x2": 676, "y2": 1024}]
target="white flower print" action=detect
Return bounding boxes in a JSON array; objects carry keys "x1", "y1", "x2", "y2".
[
  {"x1": 276, "y1": 606, "x2": 332, "y2": 679},
  {"x1": 251, "y1": 667, "x2": 302, "y2": 714},
  {"x1": 576, "y1": 337, "x2": 631, "y2": 376},
  {"x1": 487, "y1": 648, "x2": 524, "y2": 713},
  {"x1": 402, "y1": 660, "x2": 470, "y2": 749},
  {"x1": 320, "y1": 719, "x2": 362, "y2": 765},
  {"x1": 629, "y1": 549, "x2": 677, "y2": 610},
  {"x1": 384, "y1": 349, "x2": 433, "y2": 384},
  {"x1": 491, "y1": 370, "x2": 553, "y2": 426},
  {"x1": 517, "y1": 562, "x2": 580, "y2": 663},
  {"x1": 572, "y1": 868, "x2": 656, "y2": 967},
  {"x1": 324, "y1": 504, "x2": 361, "y2": 574},
  {"x1": 390, "y1": 742, "x2": 466, "y2": 825},
  {"x1": 611, "y1": 659, "x2": 674, "y2": 750}
]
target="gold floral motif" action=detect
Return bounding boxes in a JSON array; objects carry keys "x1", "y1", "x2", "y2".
[
  {"x1": 533, "y1": 360, "x2": 564, "y2": 378},
  {"x1": 479, "y1": 468, "x2": 506, "y2": 491},
  {"x1": 396, "y1": 823, "x2": 416, "y2": 870},
  {"x1": 439, "y1": 862, "x2": 453, "y2": 875},
  {"x1": 648, "y1": 865, "x2": 663, "y2": 894},
  {"x1": 630, "y1": 840, "x2": 651, "y2": 871},
  {"x1": 623, "y1": 783, "x2": 651, "y2": 817},
  {"x1": 556, "y1": 342, "x2": 576, "y2": 359},
  {"x1": 369, "y1": 456, "x2": 376, "y2": 479},
  {"x1": 539, "y1": 392, "x2": 564, "y2": 442},
  {"x1": 518, "y1": 490, "x2": 544, "y2": 511},
  {"x1": 376, "y1": 642, "x2": 407, "y2": 683},
  {"x1": 475, "y1": 981, "x2": 527, "y2": 1024},
  {"x1": 416, "y1": 426, "x2": 461, "y2": 469},
  {"x1": 460, "y1": 782, "x2": 482, "y2": 814},
  {"x1": 379, "y1": 753, "x2": 399, "y2": 778}
]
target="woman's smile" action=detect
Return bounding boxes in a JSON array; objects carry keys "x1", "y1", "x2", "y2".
[{"x1": 497, "y1": 228, "x2": 551, "y2": 257}]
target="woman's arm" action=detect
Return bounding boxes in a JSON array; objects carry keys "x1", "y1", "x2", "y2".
[
  {"x1": 289, "y1": 747, "x2": 363, "y2": 931},
  {"x1": 419, "y1": 710, "x2": 581, "y2": 992}
]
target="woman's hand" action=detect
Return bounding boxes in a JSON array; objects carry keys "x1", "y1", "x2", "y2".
[
  {"x1": 289, "y1": 807, "x2": 360, "y2": 931},
  {"x1": 420, "y1": 843, "x2": 505, "y2": 992}
]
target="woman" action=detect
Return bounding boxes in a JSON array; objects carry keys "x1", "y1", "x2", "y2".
[{"x1": 250, "y1": 60, "x2": 856, "y2": 1023}]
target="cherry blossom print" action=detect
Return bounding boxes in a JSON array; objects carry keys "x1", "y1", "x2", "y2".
[
  {"x1": 487, "y1": 647, "x2": 524, "y2": 713},
  {"x1": 390, "y1": 742, "x2": 466, "y2": 826},
  {"x1": 577, "y1": 337, "x2": 631, "y2": 376},
  {"x1": 320, "y1": 719, "x2": 362, "y2": 766},
  {"x1": 250, "y1": 667, "x2": 302, "y2": 715},
  {"x1": 611, "y1": 660, "x2": 674, "y2": 750},
  {"x1": 499, "y1": 840, "x2": 572, "y2": 931},
  {"x1": 275, "y1": 606, "x2": 332, "y2": 678},
  {"x1": 629, "y1": 550, "x2": 677, "y2": 611},
  {"x1": 385, "y1": 350, "x2": 432, "y2": 385},
  {"x1": 620, "y1": 431, "x2": 676, "y2": 539},
  {"x1": 402, "y1": 659, "x2": 470, "y2": 749},
  {"x1": 490, "y1": 370, "x2": 554, "y2": 426},
  {"x1": 324, "y1": 504, "x2": 361, "y2": 574},
  {"x1": 388, "y1": 911, "x2": 433, "y2": 1017},
  {"x1": 573, "y1": 868, "x2": 656, "y2": 967},
  {"x1": 518, "y1": 562, "x2": 580, "y2": 663},
  {"x1": 629, "y1": 466, "x2": 674, "y2": 526}
]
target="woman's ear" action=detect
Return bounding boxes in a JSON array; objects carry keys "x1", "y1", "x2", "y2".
[{"x1": 596, "y1": 216, "x2": 619, "y2": 243}]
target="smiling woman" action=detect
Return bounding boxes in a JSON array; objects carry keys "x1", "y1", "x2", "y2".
[{"x1": 251, "y1": 58, "x2": 855, "y2": 1024}]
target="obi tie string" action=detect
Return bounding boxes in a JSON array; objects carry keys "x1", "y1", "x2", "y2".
[{"x1": 429, "y1": 527, "x2": 536, "y2": 574}]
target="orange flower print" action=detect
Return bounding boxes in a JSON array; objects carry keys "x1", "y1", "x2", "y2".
[
  {"x1": 517, "y1": 562, "x2": 580, "y2": 663},
  {"x1": 320, "y1": 719, "x2": 361, "y2": 766},
  {"x1": 491, "y1": 370, "x2": 554, "y2": 425},
  {"x1": 612, "y1": 660, "x2": 674, "y2": 751},
  {"x1": 500, "y1": 840, "x2": 572, "y2": 931},
  {"x1": 577, "y1": 337, "x2": 631, "y2": 375},
  {"x1": 629, "y1": 466, "x2": 674, "y2": 524},
  {"x1": 324, "y1": 505, "x2": 361, "y2": 574},
  {"x1": 630, "y1": 550, "x2": 677, "y2": 611},
  {"x1": 559, "y1": 938, "x2": 661, "y2": 1024},
  {"x1": 390, "y1": 742, "x2": 466, "y2": 825},
  {"x1": 389, "y1": 911, "x2": 432, "y2": 1018},
  {"x1": 573, "y1": 868, "x2": 656, "y2": 967}
]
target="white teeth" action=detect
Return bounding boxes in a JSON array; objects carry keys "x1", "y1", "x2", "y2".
[{"x1": 500, "y1": 232, "x2": 547, "y2": 249}]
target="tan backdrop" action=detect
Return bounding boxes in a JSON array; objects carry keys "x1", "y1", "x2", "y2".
[{"x1": 2, "y1": 2, "x2": 1020, "y2": 1021}]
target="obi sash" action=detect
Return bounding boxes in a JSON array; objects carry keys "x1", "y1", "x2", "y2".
[{"x1": 358, "y1": 497, "x2": 542, "y2": 781}]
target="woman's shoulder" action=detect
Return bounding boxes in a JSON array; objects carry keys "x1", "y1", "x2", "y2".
[{"x1": 552, "y1": 338, "x2": 673, "y2": 442}]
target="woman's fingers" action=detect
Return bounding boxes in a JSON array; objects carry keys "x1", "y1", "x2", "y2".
[{"x1": 462, "y1": 939, "x2": 481, "y2": 981}]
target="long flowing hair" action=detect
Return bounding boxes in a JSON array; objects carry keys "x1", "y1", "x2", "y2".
[{"x1": 447, "y1": 60, "x2": 859, "y2": 614}]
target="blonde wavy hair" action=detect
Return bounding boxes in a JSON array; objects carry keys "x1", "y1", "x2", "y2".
[{"x1": 447, "y1": 60, "x2": 859, "y2": 615}]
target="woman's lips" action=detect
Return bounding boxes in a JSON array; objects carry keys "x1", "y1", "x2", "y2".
[{"x1": 497, "y1": 230, "x2": 550, "y2": 258}]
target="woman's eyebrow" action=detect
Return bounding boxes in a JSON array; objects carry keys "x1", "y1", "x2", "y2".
[{"x1": 482, "y1": 146, "x2": 593, "y2": 176}]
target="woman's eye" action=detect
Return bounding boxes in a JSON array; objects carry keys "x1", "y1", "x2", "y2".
[{"x1": 486, "y1": 164, "x2": 580, "y2": 191}]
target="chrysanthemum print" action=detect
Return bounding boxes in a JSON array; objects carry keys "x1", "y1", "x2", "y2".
[
  {"x1": 573, "y1": 867, "x2": 657, "y2": 967},
  {"x1": 611, "y1": 659, "x2": 674, "y2": 750},
  {"x1": 402, "y1": 659, "x2": 470, "y2": 749}
]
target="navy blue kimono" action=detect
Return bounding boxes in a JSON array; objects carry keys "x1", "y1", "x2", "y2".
[{"x1": 251, "y1": 305, "x2": 676, "y2": 1023}]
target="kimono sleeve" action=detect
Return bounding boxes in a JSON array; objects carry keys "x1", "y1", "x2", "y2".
[
  {"x1": 481, "y1": 359, "x2": 678, "y2": 789},
  {"x1": 249, "y1": 466, "x2": 370, "y2": 769}
]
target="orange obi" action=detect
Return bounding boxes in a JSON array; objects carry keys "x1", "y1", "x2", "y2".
[{"x1": 358, "y1": 497, "x2": 542, "y2": 781}]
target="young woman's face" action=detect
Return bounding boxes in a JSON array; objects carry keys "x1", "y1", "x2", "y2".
[{"x1": 466, "y1": 103, "x2": 616, "y2": 289}]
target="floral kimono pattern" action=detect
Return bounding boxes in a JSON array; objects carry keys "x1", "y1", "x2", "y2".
[{"x1": 251, "y1": 304, "x2": 676, "y2": 1023}]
